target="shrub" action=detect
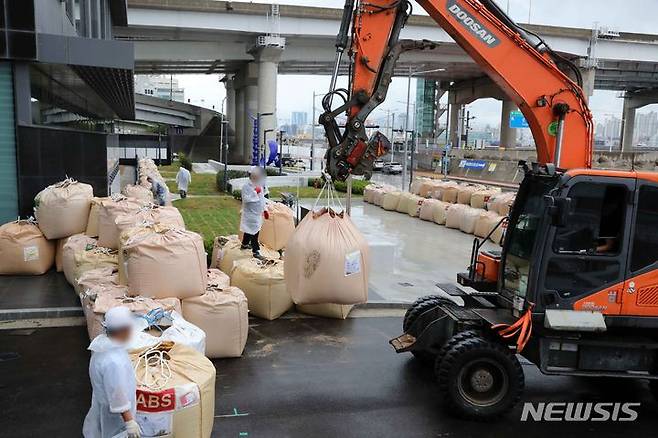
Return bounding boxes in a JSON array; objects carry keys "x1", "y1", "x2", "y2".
[
  {"x1": 307, "y1": 177, "x2": 367, "y2": 195},
  {"x1": 232, "y1": 189, "x2": 242, "y2": 200},
  {"x1": 216, "y1": 169, "x2": 249, "y2": 192},
  {"x1": 265, "y1": 167, "x2": 287, "y2": 177},
  {"x1": 178, "y1": 153, "x2": 193, "y2": 171}
]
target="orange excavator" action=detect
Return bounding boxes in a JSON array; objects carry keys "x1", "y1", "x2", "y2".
[{"x1": 321, "y1": 0, "x2": 658, "y2": 420}]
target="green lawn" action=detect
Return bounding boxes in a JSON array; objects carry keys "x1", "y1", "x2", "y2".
[
  {"x1": 173, "y1": 196, "x2": 241, "y2": 252},
  {"x1": 164, "y1": 172, "x2": 219, "y2": 196}
]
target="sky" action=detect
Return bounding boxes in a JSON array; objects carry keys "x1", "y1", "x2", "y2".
[{"x1": 175, "y1": 0, "x2": 658, "y2": 131}]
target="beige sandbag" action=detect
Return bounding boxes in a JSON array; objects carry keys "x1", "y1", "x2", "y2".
[
  {"x1": 395, "y1": 192, "x2": 412, "y2": 213},
  {"x1": 364, "y1": 184, "x2": 378, "y2": 203},
  {"x1": 182, "y1": 277, "x2": 248, "y2": 358},
  {"x1": 474, "y1": 211, "x2": 504, "y2": 239},
  {"x1": 207, "y1": 268, "x2": 231, "y2": 290},
  {"x1": 211, "y1": 235, "x2": 278, "y2": 274},
  {"x1": 457, "y1": 184, "x2": 485, "y2": 205},
  {"x1": 445, "y1": 204, "x2": 468, "y2": 229},
  {"x1": 432, "y1": 201, "x2": 452, "y2": 225},
  {"x1": 75, "y1": 266, "x2": 118, "y2": 296},
  {"x1": 115, "y1": 205, "x2": 185, "y2": 236},
  {"x1": 73, "y1": 247, "x2": 118, "y2": 284},
  {"x1": 431, "y1": 181, "x2": 459, "y2": 200},
  {"x1": 131, "y1": 342, "x2": 215, "y2": 438},
  {"x1": 419, "y1": 199, "x2": 440, "y2": 221},
  {"x1": 382, "y1": 191, "x2": 401, "y2": 211},
  {"x1": 0, "y1": 220, "x2": 55, "y2": 275},
  {"x1": 442, "y1": 186, "x2": 460, "y2": 204},
  {"x1": 296, "y1": 303, "x2": 354, "y2": 320},
  {"x1": 34, "y1": 178, "x2": 93, "y2": 240},
  {"x1": 62, "y1": 234, "x2": 98, "y2": 285},
  {"x1": 419, "y1": 180, "x2": 443, "y2": 198},
  {"x1": 460, "y1": 207, "x2": 483, "y2": 234},
  {"x1": 407, "y1": 195, "x2": 424, "y2": 217},
  {"x1": 372, "y1": 189, "x2": 387, "y2": 207},
  {"x1": 98, "y1": 196, "x2": 150, "y2": 249},
  {"x1": 488, "y1": 192, "x2": 516, "y2": 216},
  {"x1": 231, "y1": 258, "x2": 292, "y2": 320},
  {"x1": 122, "y1": 184, "x2": 153, "y2": 203},
  {"x1": 80, "y1": 283, "x2": 129, "y2": 340},
  {"x1": 124, "y1": 227, "x2": 207, "y2": 299},
  {"x1": 86, "y1": 197, "x2": 110, "y2": 237},
  {"x1": 491, "y1": 219, "x2": 508, "y2": 245},
  {"x1": 471, "y1": 188, "x2": 502, "y2": 209},
  {"x1": 55, "y1": 239, "x2": 65, "y2": 272},
  {"x1": 285, "y1": 208, "x2": 369, "y2": 305},
  {"x1": 410, "y1": 178, "x2": 429, "y2": 195},
  {"x1": 260, "y1": 202, "x2": 295, "y2": 251}
]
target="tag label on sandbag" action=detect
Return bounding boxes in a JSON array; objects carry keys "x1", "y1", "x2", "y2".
[
  {"x1": 344, "y1": 251, "x2": 362, "y2": 277},
  {"x1": 23, "y1": 246, "x2": 39, "y2": 262},
  {"x1": 136, "y1": 412, "x2": 172, "y2": 437}
]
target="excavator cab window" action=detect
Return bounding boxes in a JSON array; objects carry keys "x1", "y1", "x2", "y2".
[
  {"x1": 542, "y1": 181, "x2": 630, "y2": 302},
  {"x1": 630, "y1": 185, "x2": 658, "y2": 273}
]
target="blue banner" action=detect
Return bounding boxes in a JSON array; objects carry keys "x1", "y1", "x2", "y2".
[
  {"x1": 509, "y1": 110, "x2": 529, "y2": 129},
  {"x1": 459, "y1": 159, "x2": 487, "y2": 170}
]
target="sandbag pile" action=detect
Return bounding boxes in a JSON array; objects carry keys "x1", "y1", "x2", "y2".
[
  {"x1": 137, "y1": 158, "x2": 171, "y2": 205},
  {"x1": 0, "y1": 219, "x2": 55, "y2": 275},
  {"x1": 122, "y1": 184, "x2": 154, "y2": 203},
  {"x1": 34, "y1": 178, "x2": 93, "y2": 240},
  {"x1": 86, "y1": 197, "x2": 110, "y2": 237},
  {"x1": 367, "y1": 176, "x2": 516, "y2": 246},
  {"x1": 97, "y1": 195, "x2": 150, "y2": 250},
  {"x1": 61, "y1": 233, "x2": 98, "y2": 285}
]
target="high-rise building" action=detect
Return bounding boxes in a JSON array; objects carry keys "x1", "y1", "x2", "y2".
[
  {"x1": 135, "y1": 75, "x2": 185, "y2": 102},
  {"x1": 415, "y1": 78, "x2": 437, "y2": 139},
  {"x1": 291, "y1": 111, "x2": 308, "y2": 127}
]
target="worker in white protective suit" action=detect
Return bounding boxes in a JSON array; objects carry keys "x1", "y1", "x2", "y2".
[
  {"x1": 83, "y1": 306, "x2": 141, "y2": 438},
  {"x1": 176, "y1": 166, "x2": 191, "y2": 199},
  {"x1": 240, "y1": 166, "x2": 269, "y2": 260}
]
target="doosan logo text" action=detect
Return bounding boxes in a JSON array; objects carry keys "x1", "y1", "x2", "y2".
[
  {"x1": 447, "y1": 0, "x2": 500, "y2": 47},
  {"x1": 521, "y1": 402, "x2": 640, "y2": 422}
]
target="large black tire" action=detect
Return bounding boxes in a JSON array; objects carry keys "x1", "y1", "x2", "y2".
[
  {"x1": 403, "y1": 295, "x2": 456, "y2": 363},
  {"x1": 403, "y1": 295, "x2": 452, "y2": 333},
  {"x1": 436, "y1": 336, "x2": 524, "y2": 420}
]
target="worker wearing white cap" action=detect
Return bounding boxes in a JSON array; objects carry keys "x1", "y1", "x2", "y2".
[
  {"x1": 240, "y1": 166, "x2": 269, "y2": 260},
  {"x1": 83, "y1": 306, "x2": 141, "y2": 438}
]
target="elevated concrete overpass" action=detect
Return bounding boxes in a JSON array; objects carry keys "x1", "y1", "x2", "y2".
[{"x1": 116, "y1": 0, "x2": 658, "y2": 162}]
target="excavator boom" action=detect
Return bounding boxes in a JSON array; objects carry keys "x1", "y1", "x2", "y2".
[{"x1": 321, "y1": 0, "x2": 594, "y2": 180}]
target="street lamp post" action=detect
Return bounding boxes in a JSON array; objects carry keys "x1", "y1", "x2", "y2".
[{"x1": 219, "y1": 96, "x2": 227, "y2": 164}]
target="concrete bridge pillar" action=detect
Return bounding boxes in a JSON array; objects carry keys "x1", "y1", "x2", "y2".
[
  {"x1": 621, "y1": 97, "x2": 637, "y2": 152},
  {"x1": 500, "y1": 100, "x2": 518, "y2": 149},
  {"x1": 250, "y1": 45, "x2": 284, "y2": 163},
  {"x1": 242, "y1": 62, "x2": 260, "y2": 164},
  {"x1": 232, "y1": 72, "x2": 246, "y2": 164},
  {"x1": 448, "y1": 102, "x2": 462, "y2": 149},
  {"x1": 580, "y1": 68, "x2": 596, "y2": 101},
  {"x1": 224, "y1": 76, "x2": 236, "y2": 162}
]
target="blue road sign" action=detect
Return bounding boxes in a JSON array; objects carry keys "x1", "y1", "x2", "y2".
[{"x1": 509, "y1": 110, "x2": 529, "y2": 129}]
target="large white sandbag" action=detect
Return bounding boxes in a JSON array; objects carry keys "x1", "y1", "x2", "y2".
[
  {"x1": 460, "y1": 207, "x2": 482, "y2": 234},
  {"x1": 124, "y1": 227, "x2": 207, "y2": 299},
  {"x1": 131, "y1": 342, "x2": 215, "y2": 438},
  {"x1": 445, "y1": 204, "x2": 469, "y2": 229},
  {"x1": 418, "y1": 180, "x2": 444, "y2": 198},
  {"x1": 122, "y1": 184, "x2": 153, "y2": 203},
  {"x1": 488, "y1": 192, "x2": 516, "y2": 216},
  {"x1": 441, "y1": 185, "x2": 460, "y2": 204},
  {"x1": 382, "y1": 191, "x2": 401, "y2": 211},
  {"x1": 0, "y1": 220, "x2": 55, "y2": 275},
  {"x1": 363, "y1": 184, "x2": 377, "y2": 203},
  {"x1": 182, "y1": 270, "x2": 249, "y2": 358},
  {"x1": 285, "y1": 208, "x2": 369, "y2": 305},
  {"x1": 61, "y1": 233, "x2": 98, "y2": 285},
  {"x1": 491, "y1": 219, "x2": 508, "y2": 245},
  {"x1": 432, "y1": 201, "x2": 452, "y2": 225},
  {"x1": 34, "y1": 179, "x2": 93, "y2": 240},
  {"x1": 410, "y1": 178, "x2": 429, "y2": 195},
  {"x1": 115, "y1": 205, "x2": 185, "y2": 235},
  {"x1": 98, "y1": 196, "x2": 150, "y2": 249},
  {"x1": 431, "y1": 181, "x2": 459, "y2": 200},
  {"x1": 296, "y1": 303, "x2": 354, "y2": 320},
  {"x1": 419, "y1": 199, "x2": 440, "y2": 221},
  {"x1": 260, "y1": 202, "x2": 295, "y2": 251},
  {"x1": 231, "y1": 258, "x2": 292, "y2": 320},
  {"x1": 471, "y1": 188, "x2": 502, "y2": 209},
  {"x1": 474, "y1": 211, "x2": 504, "y2": 239},
  {"x1": 372, "y1": 189, "x2": 387, "y2": 206},
  {"x1": 407, "y1": 195, "x2": 424, "y2": 217},
  {"x1": 86, "y1": 197, "x2": 110, "y2": 237},
  {"x1": 210, "y1": 235, "x2": 279, "y2": 274}
]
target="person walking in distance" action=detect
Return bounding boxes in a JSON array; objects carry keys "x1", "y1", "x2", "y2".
[
  {"x1": 240, "y1": 167, "x2": 269, "y2": 260},
  {"x1": 176, "y1": 165, "x2": 191, "y2": 199}
]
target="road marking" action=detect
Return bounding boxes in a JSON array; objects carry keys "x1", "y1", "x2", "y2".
[{"x1": 215, "y1": 408, "x2": 250, "y2": 418}]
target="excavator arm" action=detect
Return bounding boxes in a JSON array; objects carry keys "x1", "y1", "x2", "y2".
[{"x1": 321, "y1": 0, "x2": 594, "y2": 181}]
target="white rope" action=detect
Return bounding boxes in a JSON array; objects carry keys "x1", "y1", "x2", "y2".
[
  {"x1": 134, "y1": 342, "x2": 173, "y2": 391},
  {"x1": 312, "y1": 173, "x2": 344, "y2": 213}
]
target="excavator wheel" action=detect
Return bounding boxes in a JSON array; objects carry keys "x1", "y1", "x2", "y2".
[
  {"x1": 403, "y1": 295, "x2": 456, "y2": 363},
  {"x1": 436, "y1": 335, "x2": 524, "y2": 421}
]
